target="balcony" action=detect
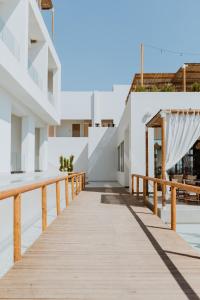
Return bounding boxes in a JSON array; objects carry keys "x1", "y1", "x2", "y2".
[
  {"x1": 28, "y1": 60, "x2": 43, "y2": 90},
  {"x1": 0, "y1": 18, "x2": 20, "y2": 61}
]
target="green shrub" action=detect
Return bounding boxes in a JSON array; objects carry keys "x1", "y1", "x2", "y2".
[
  {"x1": 160, "y1": 84, "x2": 175, "y2": 92},
  {"x1": 135, "y1": 85, "x2": 148, "y2": 92},
  {"x1": 191, "y1": 82, "x2": 200, "y2": 92}
]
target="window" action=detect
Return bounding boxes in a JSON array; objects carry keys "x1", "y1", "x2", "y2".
[
  {"x1": 120, "y1": 142, "x2": 124, "y2": 172},
  {"x1": 72, "y1": 124, "x2": 80, "y2": 137},
  {"x1": 117, "y1": 141, "x2": 124, "y2": 172},
  {"x1": 118, "y1": 146, "x2": 120, "y2": 171},
  {"x1": 101, "y1": 119, "x2": 114, "y2": 127}
]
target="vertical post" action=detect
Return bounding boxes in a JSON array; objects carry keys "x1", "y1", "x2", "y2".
[
  {"x1": 171, "y1": 186, "x2": 177, "y2": 231},
  {"x1": 80, "y1": 175, "x2": 82, "y2": 192},
  {"x1": 141, "y1": 43, "x2": 144, "y2": 87},
  {"x1": 153, "y1": 181, "x2": 158, "y2": 215},
  {"x1": 132, "y1": 175, "x2": 134, "y2": 194},
  {"x1": 183, "y1": 64, "x2": 187, "y2": 92},
  {"x1": 143, "y1": 178, "x2": 147, "y2": 206},
  {"x1": 136, "y1": 177, "x2": 139, "y2": 196},
  {"x1": 52, "y1": 8, "x2": 55, "y2": 40},
  {"x1": 14, "y1": 194, "x2": 21, "y2": 262},
  {"x1": 145, "y1": 127, "x2": 149, "y2": 195},
  {"x1": 65, "y1": 177, "x2": 69, "y2": 207},
  {"x1": 56, "y1": 181, "x2": 61, "y2": 216},
  {"x1": 161, "y1": 116, "x2": 166, "y2": 206},
  {"x1": 76, "y1": 175, "x2": 78, "y2": 195},
  {"x1": 42, "y1": 186, "x2": 47, "y2": 232},
  {"x1": 71, "y1": 176, "x2": 75, "y2": 200}
]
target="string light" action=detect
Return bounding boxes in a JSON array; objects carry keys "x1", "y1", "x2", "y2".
[{"x1": 144, "y1": 44, "x2": 200, "y2": 57}]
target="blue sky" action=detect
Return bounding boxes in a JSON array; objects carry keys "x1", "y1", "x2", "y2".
[{"x1": 43, "y1": 0, "x2": 200, "y2": 91}]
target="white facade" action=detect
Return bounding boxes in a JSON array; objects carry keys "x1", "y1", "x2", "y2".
[
  {"x1": 48, "y1": 85, "x2": 130, "y2": 181},
  {"x1": 117, "y1": 92, "x2": 200, "y2": 189},
  {"x1": 0, "y1": 0, "x2": 61, "y2": 174}
]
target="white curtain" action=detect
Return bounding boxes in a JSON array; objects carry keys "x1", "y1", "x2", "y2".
[{"x1": 165, "y1": 112, "x2": 200, "y2": 174}]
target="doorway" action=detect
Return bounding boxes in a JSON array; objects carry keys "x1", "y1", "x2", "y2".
[{"x1": 72, "y1": 124, "x2": 80, "y2": 137}]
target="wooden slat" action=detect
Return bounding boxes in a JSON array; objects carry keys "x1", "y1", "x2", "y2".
[{"x1": 56, "y1": 181, "x2": 61, "y2": 216}]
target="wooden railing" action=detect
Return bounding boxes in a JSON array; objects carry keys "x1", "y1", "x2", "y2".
[
  {"x1": 131, "y1": 174, "x2": 200, "y2": 231},
  {"x1": 0, "y1": 172, "x2": 86, "y2": 263}
]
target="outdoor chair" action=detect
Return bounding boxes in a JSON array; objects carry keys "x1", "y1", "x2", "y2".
[
  {"x1": 171, "y1": 178, "x2": 185, "y2": 201},
  {"x1": 184, "y1": 192, "x2": 200, "y2": 205}
]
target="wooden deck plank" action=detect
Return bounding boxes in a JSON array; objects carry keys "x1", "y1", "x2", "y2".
[{"x1": 0, "y1": 188, "x2": 199, "y2": 299}]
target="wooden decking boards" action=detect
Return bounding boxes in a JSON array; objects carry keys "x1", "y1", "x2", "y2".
[{"x1": 0, "y1": 187, "x2": 200, "y2": 299}]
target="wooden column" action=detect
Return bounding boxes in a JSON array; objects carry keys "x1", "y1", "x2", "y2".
[
  {"x1": 132, "y1": 175, "x2": 134, "y2": 194},
  {"x1": 71, "y1": 177, "x2": 75, "y2": 200},
  {"x1": 51, "y1": 8, "x2": 55, "y2": 40},
  {"x1": 14, "y1": 194, "x2": 21, "y2": 262},
  {"x1": 143, "y1": 178, "x2": 147, "y2": 206},
  {"x1": 140, "y1": 43, "x2": 144, "y2": 87},
  {"x1": 76, "y1": 176, "x2": 78, "y2": 195},
  {"x1": 42, "y1": 186, "x2": 47, "y2": 232},
  {"x1": 80, "y1": 175, "x2": 82, "y2": 192},
  {"x1": 161, "y1": 117, "x2": 166, "y2": 206},
  {"x1": 65, "y1": 178, "x2": 69, "y2": 207},
  {"x1": 183, "y1": 65, "x2": 186, "y2": 92},
  {"x1": 136, "y1": 177, "x2": 139, "y2": 196},
  {"x1": 56, "y1": 181, "x2": 61, "y2": 216},
  {"x1": 145, "y1": 127, "x2": 149, "y2": 195},
  {"x1": 153, "y1": 182, "x2": 158, "y2": 215},
  {"x1": 171, "y1": 186, "x2": 177, "y2": 231}
]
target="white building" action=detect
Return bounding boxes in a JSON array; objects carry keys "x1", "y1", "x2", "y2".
[
  {"x1": 0, "y1": 0, "x2": 61, "y2": 174},
  {"x1": 49, "y1": 64, "x2": 200, "y2": 189},
  {"x1": 48, "y1": 85, "x2": 130, "y2": 181}
]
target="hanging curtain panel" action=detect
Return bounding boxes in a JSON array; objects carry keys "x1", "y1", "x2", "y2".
[{"x1": 165, "y1": 112, "x2": 200, "y2": 174}]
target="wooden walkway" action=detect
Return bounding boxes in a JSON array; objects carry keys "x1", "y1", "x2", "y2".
[{"x1": 0, "y1": 187, "x2": 200, "y2": 299}]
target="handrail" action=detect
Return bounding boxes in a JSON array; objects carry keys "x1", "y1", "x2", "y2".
[
  {"x1": 0, "y1": 172, "x2": 86, "y2": 263},
  {"x1": 131, "y1": 174, "x2": 200, "y2": 232}
]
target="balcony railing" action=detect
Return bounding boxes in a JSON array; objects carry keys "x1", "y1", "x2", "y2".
[
  {"x1": 28, "y1": 60, "x2": 43, "y2": 90},
  {"x1": 0, "y1": 18, "x2": 20, "y2": 61}
]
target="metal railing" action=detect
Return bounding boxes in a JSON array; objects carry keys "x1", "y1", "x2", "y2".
[
  {"x1": 0, "y1": 172, "x2": 86, "y2": 263},
  {"x1": 0, "y1": 18, "x2": 20, "y2": 61},
  {"x1": 131, "y1": 174, "x2": 200, "y2": 231}
]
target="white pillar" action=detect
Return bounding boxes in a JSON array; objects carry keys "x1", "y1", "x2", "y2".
[
  {"x1": 0, "y1": 96, "x2": 11, "y2": 173},
  {"x1": 21, "y1": 116, "x2": 35, "y2": 172},
  {"x1": 39, "y1": 127, "x2": 48, "y2": 171}
]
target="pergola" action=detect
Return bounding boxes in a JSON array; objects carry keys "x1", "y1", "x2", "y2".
[{"x1": 145, "y1": 109, "x2": 200, "y2": 204}]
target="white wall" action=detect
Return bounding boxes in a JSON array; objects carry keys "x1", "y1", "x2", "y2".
[
  {"x1": 0, "y1": 93, "x2": 11, "y2": 173},
  {"x1": 48, "y1": 137, "x2": 88, "y2": 173},
  {"x1": 61, "y1": 92, "x2": 93, "y2": 120},
  {"x1": 88, "y1": 127, "x2": 117, "y2": 181}
]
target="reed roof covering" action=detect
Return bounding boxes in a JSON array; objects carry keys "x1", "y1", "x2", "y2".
[{"x1": 41, "y1": 0, "x2": 53, "y2": 10}]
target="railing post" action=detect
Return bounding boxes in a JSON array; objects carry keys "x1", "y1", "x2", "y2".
[
  {"x1": 171, "y1": 186, "x2": 177, "y2": 231},
  {"x1": 143, "y1": 178, "x2": 147, "y2": 206},
  {"x1": 84, "y1": 173, "x2": 86, "y2": 189},
  {"x1": 136, "y1": 177, "x2": 139, "y2": 197},
  {"x1": 76, "y1": 175, "x2": 79, "y2": 195},
  {"x1": 132, "y1": 175, "x2": 134, "y2": 194},
  {"x1": 153, "y1": 182, "x2": 158, "y2": 215},
  {"x1": 42, "y1": 186, "x2": 47, "y2": 232},
  {"x1": 56, "y1": 181, "x2": 61, "y2": 216},
  {"x1": 80, "y1": 175, "x2": 82, "y2": 192},
  {"x1": 71, "y1": 176, "x2": 75, "y2": 200},
  {"x1": 14, "y1": 193, "x2": 21, "y2": 262},
  {"x1": 65, "y1": 177, "x2": 69, "y2": 207}
]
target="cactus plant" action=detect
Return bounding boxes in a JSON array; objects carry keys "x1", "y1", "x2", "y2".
[{"x1": 59, "y1": 155, "x2": 74, "y2": 172}]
